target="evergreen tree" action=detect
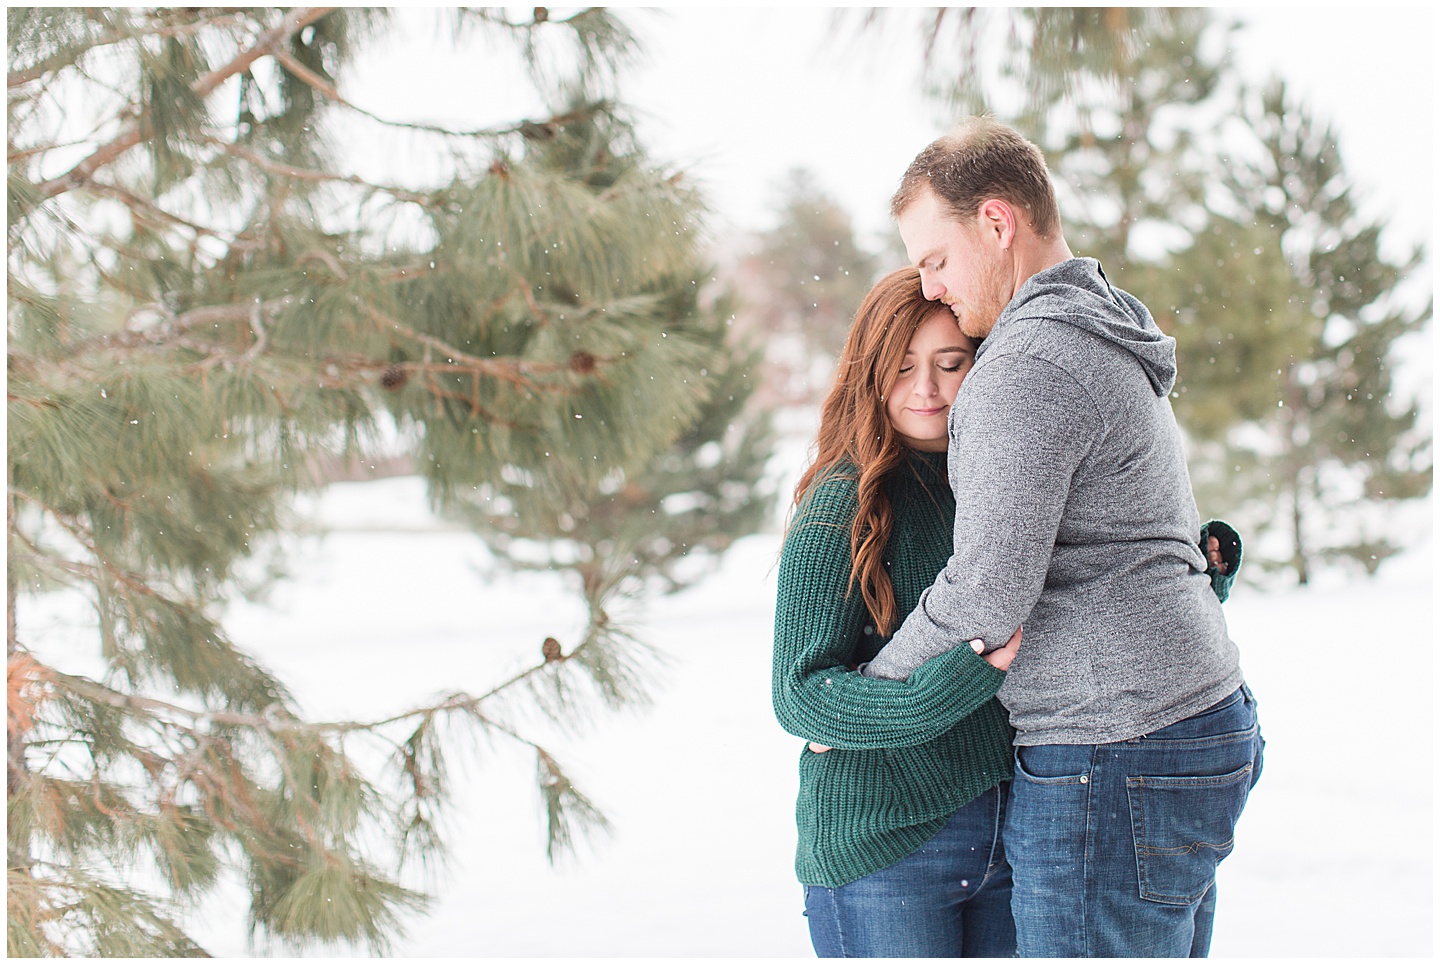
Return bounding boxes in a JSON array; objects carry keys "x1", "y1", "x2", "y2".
[
  {"x1": 887, "y1": 7, "x2": 1231, "y2": 282},
  {"x1": 1164, "y1": 83, "x2": 1432, "y2": 582},
  {"x1": 849, "y1": 7, "x2": 1200, "y2": 129},
  {"x1": 412, "y1": 111, "x2": 776, "y2": 723},
  {"x1": 7, "y1": 7, "x2": 772, "y2": 955},
  {"x1": 730, "y1": 169, "x2": 881, "y2": 404}
]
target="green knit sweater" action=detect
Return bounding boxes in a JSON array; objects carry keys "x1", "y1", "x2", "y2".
[
  {"x1": 772, "y1": 450, "x2": 1013, "y2": 887},
  {"x1": 772, "y1": 449, "x2": 1240, "y2": 887}
]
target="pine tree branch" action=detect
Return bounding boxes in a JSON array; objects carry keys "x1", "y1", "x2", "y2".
[
  {"x1": 50, "y1": 296, "x2": 297, "y2": 357},
  {"x1": 83, "y1": 181, "x2": 227, "y2": 238},
  {"x1": 410, "y1": 369, "x2": 529, "y2": 428},
  {"x1": 6, "y1": 499, "x2": 182, "y2": 618},
  {"x1": 264, "y1": 42, "x2": 609, "y2": 143},
  {"x1": 361, "y1": 103, "x2": 611, "y2": 141},
  {"x1": 371, "y1": 264, "x2": 439, "y2": 284},
  {"x1": 363, "y1": 305, "x2": 569, "y2": 391},
  {"x1": 240, "y1": 299, "x2": 269, "y2": 361},
  {"x1": 208, "y1": 138, "x2": 435, "y2": 206},
  {"x1": 294, "y1": 249, "x2": 348, "y2": 279},
  {"x1": 7, "y1": 12, "x2": 251, "y2": 89},
  {"x1": 268, "y1": 45, "x2": 348, "y2": 104},
  {"x1": 167, "y1": 298, "x2": 293, "y2": 337},
  {"x1": 35, "y1": 7, "x2": 336, "y2": 199},
  {"x1": 32, "y1": 609, "x2": 608, "y2": 742},
  {"x1": 45, "y1": 667, "x2": 279, "y2": 733},
  {"x1": 40, "y1": 660, "x2": 521, "y2": 748},
  {"x1": 7, "y1": 135, "x2": 100, "y2": 164}
]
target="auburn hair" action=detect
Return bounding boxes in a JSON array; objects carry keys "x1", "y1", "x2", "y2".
[{"x1": 791, "y1": 265, "x2": 959, "y2": 637}]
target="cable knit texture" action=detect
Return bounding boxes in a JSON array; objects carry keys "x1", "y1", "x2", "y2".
[{"x1": 773, "y1": 450, "x2": 1012, "y2": 887}]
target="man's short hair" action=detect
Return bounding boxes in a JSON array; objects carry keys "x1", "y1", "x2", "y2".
[{"x1": 891, "y1": 117, "x2": 1061, "y2": 239}]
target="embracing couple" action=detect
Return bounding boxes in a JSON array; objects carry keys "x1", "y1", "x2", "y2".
[{"x1": 772, "y1": 117, "x2": 1265, "y2": 958}]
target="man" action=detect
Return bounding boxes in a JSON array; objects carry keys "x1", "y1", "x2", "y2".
[{"x1": 864, "y1": 117, "x2": 1263, "y2": 957}]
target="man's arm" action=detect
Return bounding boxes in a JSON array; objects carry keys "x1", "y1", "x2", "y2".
[{"x1": 864, "y1": 353, "x2": 1101, "y2": 680}]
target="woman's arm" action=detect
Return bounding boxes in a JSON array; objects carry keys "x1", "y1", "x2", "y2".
[{"x1": 771, "y1": 475, "x2": 1006, "y2": 751}]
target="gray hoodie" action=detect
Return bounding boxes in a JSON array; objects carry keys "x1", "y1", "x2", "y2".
[{"x1": 864, "y1": 258, "x2": 1244, "y2": 745}]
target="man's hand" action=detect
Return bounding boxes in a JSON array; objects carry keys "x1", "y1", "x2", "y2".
[
  {"x1": 1207, "y1": 535, "x2": 1228, "y2": 574},
  {"x1": 971, "y1": 625, "x2": 1022, "y2": 671}
]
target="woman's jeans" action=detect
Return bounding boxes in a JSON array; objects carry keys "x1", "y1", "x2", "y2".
[
  {"x1": 803, "y1": 782, "x2": 1014, "y2": 958},
  {"x1": 1005, "y1": 684, "x2": 1265, "y2": 958}
]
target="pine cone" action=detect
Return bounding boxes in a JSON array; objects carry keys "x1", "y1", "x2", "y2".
[
  {"x1": 379, "y1": 364, "x2": 408, "y2": 390},
  {"x1": 541, "y1": 636, "x2": 563, "y2": 662},
  {"x1": 568, "y1": 350, "x2": 597, "y2": 375}
]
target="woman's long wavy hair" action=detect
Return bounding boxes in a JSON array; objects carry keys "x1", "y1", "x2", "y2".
[{"x1": 791, "y1": 265, "x2": 951, "y2": 637}]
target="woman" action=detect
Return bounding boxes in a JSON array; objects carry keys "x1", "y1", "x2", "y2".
[{"x1": 772, "y1": 266, "x2": 1238, "y2": 958}]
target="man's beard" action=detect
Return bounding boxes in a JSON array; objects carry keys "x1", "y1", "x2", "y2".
[{"x1": 954, "y1": 255, "x2": 1012, "y2": 339}]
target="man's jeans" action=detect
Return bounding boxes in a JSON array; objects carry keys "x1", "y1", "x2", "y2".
[
  {"x1": 1005, "y1": 684, "x2": 1264, "y2": 957},
  {"x1": 803, "y1": 782, "x2": 1015, "y2": 958}
]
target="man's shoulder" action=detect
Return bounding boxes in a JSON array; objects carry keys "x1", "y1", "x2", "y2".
[
  {"x1": 970, "y1": 321, "x2": 1091, "y2": 386},
  {"x1": 980, "y1": 311, "x2": 1153, "y2": 389}
]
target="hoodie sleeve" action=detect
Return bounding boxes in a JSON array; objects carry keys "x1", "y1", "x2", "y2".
[{"x1": 864, "y1": 352, "x2": 1101, "y2": 680}]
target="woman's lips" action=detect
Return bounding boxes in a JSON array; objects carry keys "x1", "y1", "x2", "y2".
[{"x1": 909, "y1": 406, "x2": 946, "y2": 416}]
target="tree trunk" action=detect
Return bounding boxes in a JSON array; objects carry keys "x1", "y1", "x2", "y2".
[
  {"x1": 7, "y1": 493, "x2": 33, "y2": 867},
  {"x1": 6, "y1": 510, "x2": 15, "y2": 658},
  {"x1": 1291, "y1": 474, "x2": 1309, "y2": 585}
]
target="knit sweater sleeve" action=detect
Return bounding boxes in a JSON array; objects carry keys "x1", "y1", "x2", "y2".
[
  {"x1": 1200, "y1": 519, "x2": 1243, "y2": 602},
  {"x1": 771, "y1": 471, "x2": 1007, "y2": 750}
]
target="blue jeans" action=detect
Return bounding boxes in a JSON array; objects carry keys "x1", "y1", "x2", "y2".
[
  {"x1": 803, "y1": 783, "x2": 1015, "y2": 958},
  {"x1": 1005, "y1": 684, "x2": 1264, "y2": 957}
]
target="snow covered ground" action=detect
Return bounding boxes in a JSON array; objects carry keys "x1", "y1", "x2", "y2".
[
  {"x1": 179, "y1": 473, "x2": 1432, "y2": 958},
  {"x1": 23, "y1": 473, "x2": 1434, "y2": 957}
]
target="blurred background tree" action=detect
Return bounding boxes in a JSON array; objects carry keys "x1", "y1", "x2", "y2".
[
  {"x1": 1170, "y1": 83, "x2": 1432, "y2": 582},
  {"x1": 845, "y1": 5, "x2": 1432, "y2": 583},
  {"x1": 7, "y1": 6, "x2": 771, "y2": 955},
  {"x1": 723, "y1": 169, "x2": 883, "y2": 407}
]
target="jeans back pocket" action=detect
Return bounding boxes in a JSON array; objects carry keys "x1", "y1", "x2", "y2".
[{"x1": 1126, "y1": 762, "x2": 1253, "y2": 905}]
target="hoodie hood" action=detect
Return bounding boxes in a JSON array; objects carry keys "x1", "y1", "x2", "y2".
[{"x1": 988, "y1": 257, "x2": 1177, "y2": 396}]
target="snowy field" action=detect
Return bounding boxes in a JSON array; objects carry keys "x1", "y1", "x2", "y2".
[{"x1": 23, "y1": 473, "x2": 1434, "y2": 957}]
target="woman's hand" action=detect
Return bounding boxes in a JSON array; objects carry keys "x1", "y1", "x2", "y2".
[
  {"x1": 971, "y1": 625, "x2": 1022, "y2": 671},
  {"x1": 1207, "y1": 535, "x2": 1228, "y2": 574}
]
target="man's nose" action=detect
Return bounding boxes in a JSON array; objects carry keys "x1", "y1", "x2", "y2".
[{"x1": 919, "y1": 271, "x2": 945, "y2": 302}]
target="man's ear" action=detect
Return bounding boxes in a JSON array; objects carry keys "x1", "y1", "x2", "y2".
[{"x1": 977, "y1": 199, "x2": 1018, "y2": 250}]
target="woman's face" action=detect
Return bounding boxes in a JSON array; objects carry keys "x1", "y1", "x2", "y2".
[{"x1": 885, "y1": 309, "x2": 976, "y2": 452}]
